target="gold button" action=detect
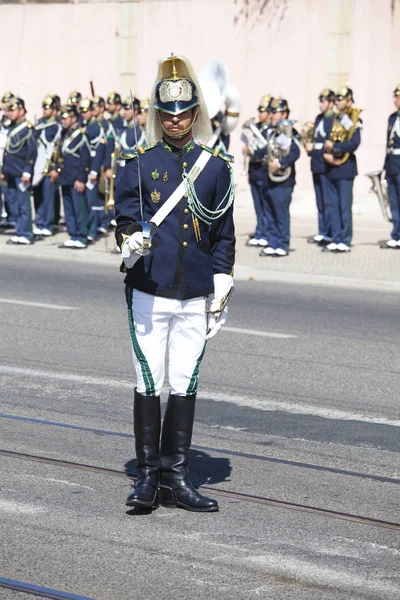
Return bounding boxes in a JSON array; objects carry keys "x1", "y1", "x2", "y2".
[
  {"x1": 183, "y1": 241, "x2": 188, "y2": 247},
  {"x1": 183, "y1": 224, "x2": 189, "y2": 230},
  {"x1": 184, "y1": 208, "x2": 189, "y2": 214},
  {"x1": 183, "y1": 162, "x2": 188, "y2": 168},
  {"x1": 184, "y1": 193, "x2": 188, "y2": 198}
]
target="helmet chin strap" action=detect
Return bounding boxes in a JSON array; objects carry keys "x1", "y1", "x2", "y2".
[{"x1": 158, "y1": 108, "x2": 199, "y2": 139}]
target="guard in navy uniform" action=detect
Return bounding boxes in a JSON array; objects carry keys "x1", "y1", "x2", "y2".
[
  {"x1": 260, "y1": 97, "x2": 301, "y2": 257},
  {"x1": 244, "y1": 94, "x2": 271, "y2": 248},
  {"x1": 79, "y1": 98, "x2": 106, "y2": 242},
  {"x1": 57, "y1": 105, "x2": 90, "y2": 248},
  {"x1": 305, "y1": 89, "x2": 335, "y2": 246},
  {"x1": 381, "y1": 85, "x2": 400, "y2": 249},
  {"x1": 115, "y1": 54, "x2": 235, "y2": 513},
  {"x1": 322, "y1": 86, "x2": 362, "y2": 253},
  {"x1": 104, "y1": 92, "x2": 125, "y2": 226},
  {"x1": 32, "y1": 95, "x2": 62, "y2": 236},
  {"x1": 2, "y1": 97, "x2": 37, "y2": 245},
  {"x1": 0, "y1": 91, "x2": 15, "y2": 228},
  {"x1": 120, "y1": 96, "x2": 145, "y2": 149}
]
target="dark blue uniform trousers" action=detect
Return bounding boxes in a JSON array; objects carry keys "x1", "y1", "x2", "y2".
[
  {"x1": 387, "y1": 174, "x2": 400, "y2": 240},
  {"x1": 6, "y1": 177, "x2": 33, "y2": 240},
  {"x1": 313, "y1": 173, "x2": 331, "y2": 238},
  {"x1": 33, "y1": 177, "x2": 56, "y2": 232},
  {"x1": 250, "y1": 179, "x2": 268, "y2": 239},
  {"x1": 85, "y1": 186, "x2": 100, "y2": 239},
  {"x1": 265, "y1": 185, "x2": 293, "y2": 252},
  {"x1": 324, "y1": 178, "x2": 354, "y2": 246},
  {"x1": 62, "y1": 185, "x2": 87, "y2": 243}
]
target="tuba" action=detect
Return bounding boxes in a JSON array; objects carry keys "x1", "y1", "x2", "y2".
[
  {"x1": 198, "y1": 60, "x2": 240, "y2": 148},
  {"x1": 324, "y1": 107, "x2": 362, "y2": 165},
  {"x1": 365, "y1": 170, "x2": 392, "y2": 222},
  {"x1": 241, "y1": 119, "x2": 268, "y2": 153},
  {"x1": 267, "y1": 119, "x2": 294, "y2": 183}
]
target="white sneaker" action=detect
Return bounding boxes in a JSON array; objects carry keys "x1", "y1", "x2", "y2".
[
  {"x1": 8, "y1": 236, "x2": 21, "y2": 244},
  {"x1": 61, "y1": 239, "x2": 76, "y2": 248},
  {"x1": 246, "y1": 237, "x2": 261, "y2": 247},
  {"x1": 337, "y1": 243, "x2": 351, "y2": 252},
  {"x1": 386, "y1": 239, "x2": 398, "y2": 248},
  {"x1": 258, "y1": 238, "x2": 269, "y2": 247},
  {"x1": 110, "y1": 219, "x2": 117, "y2": 227},
  {"x1": 41, "y1": 228, "x2": 52, "y2": 236},
  {"x1": 33, "y1": 227, "x2": 42, "y2": 235},
  {"x1": 18, "y1": 236, "x2": 33, "y2": 244},
  {"x1": 260, "y1": 247, "x2": 276, "y2": 256},
  {"x1": 313, "y1": 234, "x2": 324, "y2": 242},
  {"x1": 275, "y1": 248, "x2": 288, "y2": 256},
  {"x1": 323, "y1": 242, "x2": 338, "y2": 252},
  {"x1": 74, "y1": 240, "x2": 87, "y2": 249},
  {"x1": 97, "y1": 227, "x2": 107, "y2": 234}
]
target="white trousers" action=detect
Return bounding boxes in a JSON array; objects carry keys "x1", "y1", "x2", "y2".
[{"x1": 126, "y1": 287, "x2": 207, "y2": 397}]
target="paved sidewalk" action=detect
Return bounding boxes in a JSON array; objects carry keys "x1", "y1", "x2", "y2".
[{"x1": 1, "y1": 187, "x2": 399, "y2": 292}]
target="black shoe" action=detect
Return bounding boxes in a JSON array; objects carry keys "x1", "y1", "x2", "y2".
[
  {"x1": 126, "y1": 391, "x2": 161, "y2": 510},
  {"x1": 160, "y1": 394, "x2": 219, "y2": 512}
]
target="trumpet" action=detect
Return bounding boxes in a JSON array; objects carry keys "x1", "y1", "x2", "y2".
[{"x1": 365, "y1": 170, "x2": 392, "y2": 222}]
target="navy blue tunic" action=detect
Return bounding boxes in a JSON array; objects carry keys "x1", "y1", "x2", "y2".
[{"x1": 115, "y1": 139, "x2": 235, "y2": 300}]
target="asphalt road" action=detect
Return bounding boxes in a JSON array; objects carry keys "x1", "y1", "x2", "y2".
[{"x1": 0, "y1": 256, "x2": 399, "y2": 600}]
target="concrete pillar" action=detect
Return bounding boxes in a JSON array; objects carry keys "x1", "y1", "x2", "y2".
[
  {"x1": 118, "y1": 1, "x2": 139, "y2": 97},
  {"x1": 326, "y1": 0, "x2": 354, "y2": 91}
]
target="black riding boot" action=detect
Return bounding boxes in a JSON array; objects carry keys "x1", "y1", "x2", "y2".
[
  {"x1": 160, "y1": 394, "x2": 219, "y2": 512},
  {"x1": 126, "y1": 390, "x2": 161, "y2": 509}
]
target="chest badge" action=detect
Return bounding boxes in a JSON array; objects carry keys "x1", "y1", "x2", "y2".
[
  {"x1": 151, "y1": 189, "x2": 161, "y2": 204},
  {"x1": 151, "y1": 169, "x2": 159, "y2": 181},
  {"x1": 163, "y1": 171, "x2": 168, "y2": 183}
]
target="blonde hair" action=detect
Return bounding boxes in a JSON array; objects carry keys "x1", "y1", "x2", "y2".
[{"x1": 146, "y1": 55, "x2": 212, "y2": 145}]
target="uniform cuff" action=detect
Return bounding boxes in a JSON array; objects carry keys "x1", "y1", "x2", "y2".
[{"x1": 22, "y1": 172, "x2": 31, "y2": 179}]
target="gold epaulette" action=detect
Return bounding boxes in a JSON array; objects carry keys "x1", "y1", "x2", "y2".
[
  {"x1": 120, "y1": 142, "x2": 157, "y2": 161},
  {"x1": 199, "y1": 144, "x2": 234, "y2": 163}
]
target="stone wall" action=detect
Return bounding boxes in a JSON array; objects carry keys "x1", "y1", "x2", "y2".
[{"x1": 1, "y1": 0, "x2": 399, "y2": 193}]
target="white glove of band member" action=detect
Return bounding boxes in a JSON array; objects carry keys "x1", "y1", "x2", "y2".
[
  {"x1": 121, "y1": 231, "x2": 152, "y2": 269},
  {"x1": 206, "y1": 273, "x2": 234, "y2": 341}
]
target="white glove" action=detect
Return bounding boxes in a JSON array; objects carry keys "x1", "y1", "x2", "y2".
[
  {"x1": 121, "y1": 231, "x2": 152, "y2": 269},
  {"x1": 206, "y1": 273, "x2": 233, "y2": 341},
  {"x1": 127, "y1": 231, "x2": 152, "y2": 256}
]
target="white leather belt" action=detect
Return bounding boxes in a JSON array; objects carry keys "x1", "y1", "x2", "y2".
[
  {"x1": 387, "y1": 148, "x2": 400, "y2": 155},
  {"x1": 313, "y1": 143, "x2": 323, "y2": 150}
]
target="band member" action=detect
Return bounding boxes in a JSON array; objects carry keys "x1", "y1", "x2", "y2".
[
  {"x1": 0, "y1": 91, "x2": 15, "y2": 228},
  {"x1": 381, "y1": 84, "x2": 400, "y2": 249},
  {"x1": 305, "y1": 89, "x2": 335, "y2": 246},
  {"x1": 322, "y1": 86, "x2": 361, "y2": 252},
  {"x1": 104, "y1": 92, "x2": 125, "y2": 226},
  {"x1": 2, "y1": 97, "x2": 37, "y2": 245},
  {"x1": 32, "y1": 95, "x2": 62, "y2": 236},
  {"x1": 115, "y1": 53, "x2": 235, "y2": 512},
  {"x1": 79, "y1": 97, "x2": 106, "y2": 241},
  {"x1": 120, "y1": 96, "x2": 145, "y2": 149},
  {"x1": 138, "y1": 98, "x2": 149, "y2": 131},
  {"x1": 92, "y1": 96, "x2": 109, "y2": 233},
  {"x1": 56, "y1": 104, "x2": 90, "y2": 248},
  {"x1": 67, "y1": 91, "x2": 82, "y2": 109},
  {"x1": 260, "y1": 97, "x2": 300, "y2": 257},
  {"x1": 245, "y1": 94, "x2": 271, "y2": 247}
]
